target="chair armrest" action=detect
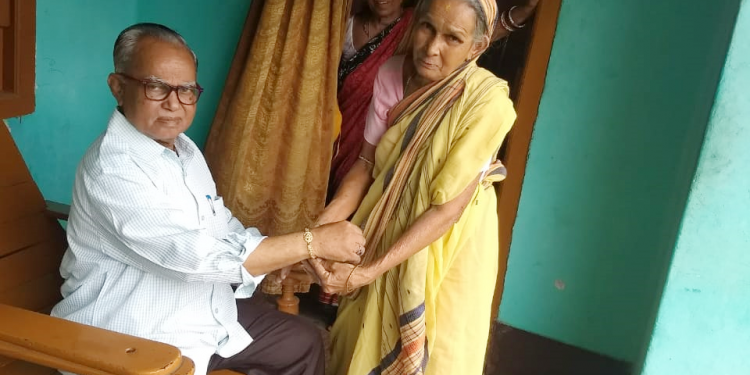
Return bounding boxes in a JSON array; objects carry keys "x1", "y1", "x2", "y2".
[
  {"x1": 0, "y1": 304, "x2": 194, "y2": 375},
  {"x1": 44, "y1": 200, "x2": 70, "y2": 221}
]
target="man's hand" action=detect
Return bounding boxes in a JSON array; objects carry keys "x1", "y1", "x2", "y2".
[
  {"x1": 242, "y1": 220, "x2": 364, "y2": 276},
  {"x1": 310, "y1": 221, "x2": 365, "y2": 265}
]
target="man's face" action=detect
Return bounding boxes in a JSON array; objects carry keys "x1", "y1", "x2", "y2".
[{"x1": 108, "y1": 37, "x2": 198, "y2": 149}]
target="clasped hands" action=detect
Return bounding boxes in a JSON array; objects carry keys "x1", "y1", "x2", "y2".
[
  {"x1": 277, "y1": 211, "x2": 373, "y2": 295},
  {"x1": 301, "y1": 220, "x2": 372, "y2": 295}
]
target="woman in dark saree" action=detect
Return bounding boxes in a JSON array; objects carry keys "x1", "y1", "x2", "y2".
[
  {"x1": 331, "y1": 0, "x2": 414, "y2": 194},
  {"x1": 322, "y1": 0, "x2": 414, "y2": 310}
]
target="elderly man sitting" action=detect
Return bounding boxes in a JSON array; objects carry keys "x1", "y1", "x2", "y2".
[{"x1": 51, "y1": 23, "x2": 364, "y2": 375}]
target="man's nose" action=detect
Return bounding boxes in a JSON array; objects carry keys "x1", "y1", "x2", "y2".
[{"x1": 162, "y1": 90, "x2": 181, "y2": 110}]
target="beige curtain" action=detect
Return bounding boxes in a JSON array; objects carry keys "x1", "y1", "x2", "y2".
[{"x1": 205, "y1": 0, "x2": 349, "y2": 292}]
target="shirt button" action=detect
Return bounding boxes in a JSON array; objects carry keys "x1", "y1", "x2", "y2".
[
  {"x1": 201, "y1": 215, "x2": 206, "y2": 221},
  {"x1": 215, "y1": 308, "x2": 219, "y2": 314}
]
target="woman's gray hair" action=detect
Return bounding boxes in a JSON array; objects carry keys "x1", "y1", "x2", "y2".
[
  {"x1": 113, "y1": 23, "x2": 198, "y2": 74},
  {"x1": 414, "y1": 0, "x2": 488, "y2": 43}
]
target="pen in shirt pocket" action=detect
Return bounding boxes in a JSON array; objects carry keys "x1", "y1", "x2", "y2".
[{"x1": 205, "y1": 195, "x2": 216, "y2": 216}]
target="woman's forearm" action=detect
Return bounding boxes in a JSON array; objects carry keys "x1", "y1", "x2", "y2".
[
  {"x1": 317, "y1": 160, "x2": 373, "y2": 225},
  {"x1": 317, "y1": 142, "x2": 377, "y2": 225},
  {"x1": 367, "y1": 177, "x2": 479, "y2": 276},
  {"x1": 311, "y1": 177, "x2": 483, "y2": 294}
]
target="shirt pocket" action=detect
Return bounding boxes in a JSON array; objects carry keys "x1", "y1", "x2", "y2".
[{"x1": 203, "y1": 195, "x2": 230, "y2": 238}]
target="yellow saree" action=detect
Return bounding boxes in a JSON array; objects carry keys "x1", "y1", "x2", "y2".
[{"x1": 328, "y1": 65, "x2": 516, "y2": 375}]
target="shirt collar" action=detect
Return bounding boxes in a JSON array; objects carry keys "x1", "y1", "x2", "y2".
[{"x1": 107, "y1": 108, "x2": 194, "y2": 161}]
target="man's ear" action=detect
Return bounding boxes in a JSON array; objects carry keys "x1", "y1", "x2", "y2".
[{"x1": 107, "y1": 73, "x2": 124, "y2": 106}]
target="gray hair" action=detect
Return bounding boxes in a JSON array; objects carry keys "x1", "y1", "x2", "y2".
[
  {"x1": 415, "y1": 0, "x2": 488, "y2": 43},
  {"x1": 113, "y1": 23, "x2": 198, "y2": 74}
]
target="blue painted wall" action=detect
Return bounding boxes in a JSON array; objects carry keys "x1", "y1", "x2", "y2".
[
  {"x1": 640, "y1": 1, "x2": 750, "y2": 373},
  {"x1": 7, "y1": 0, "x2": 250, "y2": 204},
  {"x1": 499, "y1": 0, "x2": 740, "y2": 362}
]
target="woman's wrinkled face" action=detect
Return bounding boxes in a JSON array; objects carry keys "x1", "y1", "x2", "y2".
[
  {"x1": 367, "y1": 0, "x2": 404, "y2": 18},
  {"x1": 411, "y1": 0, "x2": 484, "y2": 83}
]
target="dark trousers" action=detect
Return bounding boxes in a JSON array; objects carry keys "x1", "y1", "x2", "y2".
[{"x1": 207, "y1": 297, "x2": 325, "y2": 375}]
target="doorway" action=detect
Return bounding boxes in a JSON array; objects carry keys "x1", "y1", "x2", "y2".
[
  {"x1": 481, "y1": 0, "x2": 561, "y2": 317},
  {"x1": 479, "y1": 0, "x2": 562, "y2": 372}
]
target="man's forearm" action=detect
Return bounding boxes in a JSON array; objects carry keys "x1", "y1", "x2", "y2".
[
  {"x1": 243, "y1": 221, "x2": 365, "y2": 276},
  {"x1": 242, "y1": 232, "x2": 309, "y2": 276}
]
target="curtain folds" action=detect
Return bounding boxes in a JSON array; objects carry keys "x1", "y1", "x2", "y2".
[{"x1": 205, "y1": 0, "x2": 350, "y2": 293}]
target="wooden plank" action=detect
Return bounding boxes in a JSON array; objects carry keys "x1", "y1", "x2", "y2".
[
  {"x1": 0, "y1": 272, "x2": 63, "y2": 312},
  {"x1": 0, "y1": 242, "x2": 65, "y2": 294},
  {"x1": 0, "y1": 28, "x2": 4, "y2": 92},
  {"x1": 0, "y1": 182, "x2": 45, "y2": 225},
  {"x1": 0, "y1": 0, "x2": 10, "y2": 27},
  {"x1": 0, "y1": 0, "x2": 35, "y2": 117},
  {"x1": 0, "y1": 121, "x2": 34, "y2": 188},
  {"x1": 0, "y1": 304, "x2": 187, "y2": 375},
  {"x1": 210, "y1": 369, "x2": 244, "y2": 375},
  {"x1": 1, "y1": 12, "x2": 12, "y2": 93},
  {"x1": 44, "y1": 200, "x2": 70, "y2": 221},
  {"x1": 0, "y1": 213, "x2": 63, "y2": 258},
  {"x1": 0, "y1": 353, "x2": 14, "y2": 367},
  {"x1": 0, "y1": 359, "x2": 60, "y2": 375}
]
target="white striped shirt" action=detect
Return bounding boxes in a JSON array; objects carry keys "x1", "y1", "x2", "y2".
[{"x1": 52, "y1": 110, "x2": 266, "y2": 375}]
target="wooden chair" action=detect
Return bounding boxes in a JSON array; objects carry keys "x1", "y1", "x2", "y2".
[{"x1": 0, "y1": 125, "x2": 242, "y2": 375}]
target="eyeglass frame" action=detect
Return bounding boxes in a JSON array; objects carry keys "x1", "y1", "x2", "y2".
[{"x1": 117, "y1": 73, "x2": 204, "y2": 105}]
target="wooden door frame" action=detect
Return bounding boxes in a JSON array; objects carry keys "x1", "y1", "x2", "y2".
[
  {"x1": 491, "y1": 0, "x2": 562, "y2": 321},
  {"x1": 0, "y1": 0, "x2": 36, "y2": 118}
]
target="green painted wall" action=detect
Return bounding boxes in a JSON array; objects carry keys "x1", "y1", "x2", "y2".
[
  {"x1": 7, "y1": 0, "x2": 250, "y2": 204},
  {"x1": 499, "y1": 0, "x2": 740, "y2": 362},
  {"x1": 640, "y1": 1, "x2": 750, "y2": 373}
]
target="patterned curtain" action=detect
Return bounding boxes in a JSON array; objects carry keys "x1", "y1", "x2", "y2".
[{"x1": 205, "y1": 0, "x2": 350, "y2": 292}]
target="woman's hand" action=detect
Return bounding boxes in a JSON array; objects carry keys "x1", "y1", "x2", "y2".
[
  {"x1": 311, "y1": 221, "x2": 365, "y2": 265},
  {"x1": 524, "y1": 0, "x2": 540, "y2": 9},
  {"x1": 309, "y1": 259, "x2": 375, "y2": 295},
  {"x1": 314, "y1": 206, "x2": 345, "y2": 228},
  {"x1": 514, "y1": 0, "x2": 540, "y2": 21},
  {"x1": 278, "y1": 265, "x2": 293, "y2": 280},
  {"x1": 492, "y1": 0, "x2": 541, "y2": 41}
]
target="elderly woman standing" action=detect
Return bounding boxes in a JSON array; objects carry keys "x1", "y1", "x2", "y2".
[{"x1": 311, "y1": 0, "x2": 517, "y2": 373}]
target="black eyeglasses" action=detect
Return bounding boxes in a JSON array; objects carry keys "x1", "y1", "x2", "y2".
[{"x1": 118, "y1": 73, "x2": 204, "y2": 105}]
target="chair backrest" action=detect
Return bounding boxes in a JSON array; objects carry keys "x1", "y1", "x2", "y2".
[{"x1": 0, "y1": 123, "x2": 67, "y2": 313}]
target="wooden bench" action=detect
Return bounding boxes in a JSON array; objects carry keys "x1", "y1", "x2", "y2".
[{"x1": 0, "y1": 124, "x2": 241, "y2": 375}]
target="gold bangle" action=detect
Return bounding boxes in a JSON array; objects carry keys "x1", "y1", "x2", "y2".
[
  {"x1": 303, "y1": 228, "x2": 316, "y2": 259},
  {"x1": 345, "y1": 265, "x2": 360, "y2": 295}
]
